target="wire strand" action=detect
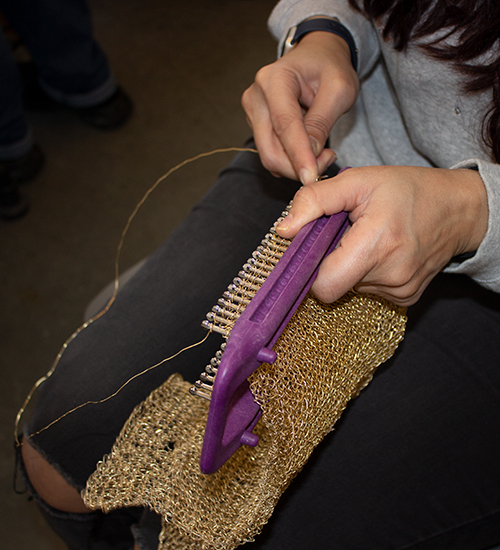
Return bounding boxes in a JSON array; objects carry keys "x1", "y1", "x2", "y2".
[{"x1": 14, "y1": 146, "x2": 258, "y2": 446}]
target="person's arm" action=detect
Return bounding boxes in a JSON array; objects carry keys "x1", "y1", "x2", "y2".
[
  {"x1": 267, "y1": 0, "x2": 380, "y2": 79},
  {"x1": 276, "y1": 165, "x2": 489, "y2": 306},
  {"x1": 245, "y1": 1, "x2": 495, "y2": 303},
  {"x1": 443, "y1": 158, "x2": 500, "y2": 292}
]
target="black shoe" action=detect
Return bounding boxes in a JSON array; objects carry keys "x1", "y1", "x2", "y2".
[
  {"x1": 0, "y1": 168, "x2": 29, "y2": 221},
  {"x1": 75, "y1": 86, "x2": 134, "y2": 129},
  {"x1": 0, "y1": 144, "x2": 45, "y2": 184}
]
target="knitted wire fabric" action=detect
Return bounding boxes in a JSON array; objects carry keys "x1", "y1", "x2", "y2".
[{"x1": 83, "y1": 289, "x2": 406, "y2": 549}]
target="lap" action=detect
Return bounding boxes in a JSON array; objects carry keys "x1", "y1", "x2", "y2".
[
  {"x1": 24, "y1": 148, "x2": 500, "y2": 548},
  {"x1": 251, "y1": 273, "x2": 500, "y2": 549}
]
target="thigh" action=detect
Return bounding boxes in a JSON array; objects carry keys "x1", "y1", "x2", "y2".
[
  {"x1": 250, "y1": 274, "x2": 500, "y2": 550},
  {"x1": 83, "y1": 271, "x2": 500, "y2": 550},
  {"x1": 24, "y1": 148, "x2": 300, "y2": 487}
]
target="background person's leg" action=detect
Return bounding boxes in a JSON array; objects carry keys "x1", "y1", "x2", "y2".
[
  {"x1": 0, "y1": 0, "x2": 114, "y2": 106},
  {"x1": 0, "y1": 27, "x2": 35, "y2": 218},
  {"x1": 0, "y1": 27, "x2": 31, "y2": 157}
]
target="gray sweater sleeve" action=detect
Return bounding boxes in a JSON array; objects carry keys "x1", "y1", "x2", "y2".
[
  {"x1": 268, "y1": 0, "x2": 380, "y2": 77},
  {"x1": 446, "y1": 159, "x2": 500, "y2": 292}
]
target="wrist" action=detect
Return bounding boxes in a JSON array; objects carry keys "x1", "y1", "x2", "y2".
[
  {"x1": 453, "y1": 168, "x2": 489, "y2": 256},
  {"x1": 282, "y1": 18, "x2": 358, "y2": 71},
  {"x1": 299, "y1": 31, "x2": 354, "y2": 69}
]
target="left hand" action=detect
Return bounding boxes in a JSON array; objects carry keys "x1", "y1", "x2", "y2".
[
  {"x1": 276, "y1": 165, "x2": 488, "y2": 306},
  {"x1": 241, "y1": 31, "x2": 359, "y2": 185}
]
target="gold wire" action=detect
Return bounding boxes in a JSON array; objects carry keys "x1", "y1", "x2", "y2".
[
  {"x1": 14, "y1": 146, "x2": 258, "y2": 447},
  {"x1": 23, "y1": 331, "x2": 211, "y2": 442}
]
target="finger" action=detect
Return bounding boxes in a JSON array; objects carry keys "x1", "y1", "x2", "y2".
[
  {"x1": 317, "y1": 147, "x2": 337, "y2": 175},
  {"x1": 277, "y1": 171, "x2": 359, "y2": 237},
  {"x1": 301, "y1": 85, "x2": 346, "y2": 160},
  {"x1": 259, "y1": 77, "x2": 319, "y2": 184},
  {"x1": 253, "y1": 124, "x2": 297, "y2": 181},
  {"x1": 264, "y1": 86, "x2": 340, "y2": 185},
  {"x1": 276, "y1": 184, "x2": 327, "y2": 237},
  {"x1": 242, "y1": 84, "x2": 298, "y2": 179},
  {"x1": 354, "y1": 268, "x2": 438, "y2": 307},
  {"x1": 268, "y1": 104, "x2": 319, "y2": 185},
  {"x1": 311, "y1": 235, "x2": 374, "y2": 303}
]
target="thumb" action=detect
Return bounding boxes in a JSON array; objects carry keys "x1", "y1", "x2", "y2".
[
  {"x1": 304, "y1": 112, "x2": 333, "y2": 161},
  {"x1": 302, "y1": 86, "x2": 343, "y2": 170},
  {"x1": 277, "y1": 169, "x2": 355, "y2": 238},
  {"x1": 276, "y1": 185, "x2": 327, "y2": 238}
]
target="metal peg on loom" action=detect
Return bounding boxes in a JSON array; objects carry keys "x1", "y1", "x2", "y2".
[{"x1": 193, "y1": 207, "x2": 293, "y2": 399}]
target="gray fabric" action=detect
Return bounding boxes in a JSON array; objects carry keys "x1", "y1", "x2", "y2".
[{"x1": 268, "y1": 0, "x2": 500, "y2": 293}]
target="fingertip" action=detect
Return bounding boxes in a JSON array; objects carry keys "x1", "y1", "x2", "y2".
[
  {"x1": 311, "y1": 275, "x2": 346, "y2": 304},
  {"x1": 309, "y1": 136, "x2": 322, "y2": 157},
  {"x1": 312, "y1": 258, "x2": 345, "y2": 303},
  {"x1": 326, "y1": 149, "x2": 337, "y2": 167},
  {"x1": 312, "y1": 283, "x2": 346, "y2": 305},
  {"x1": 317, "y1": 149, "x2": 337, "y2": 175},
  {"x1": 276, "y1": 212, "x2": 294, "y2": 235},
  {"x1": 311, "y1": 246, "x2": 356, "y2": 303},
  {"x1": 299, "y1": 168, "x2": 317, "y2": 186}
]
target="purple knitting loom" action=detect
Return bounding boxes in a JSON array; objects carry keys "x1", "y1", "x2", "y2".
[
  {"x1": 200, "y1": 210, "x2": 350, "y2": 473},
  {"x1": 200, "y1": 206, "x2": 349, "y2": 473}
]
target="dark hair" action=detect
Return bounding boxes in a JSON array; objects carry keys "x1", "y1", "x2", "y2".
[{"x1": 349, "y1": 0, "x2": 500, "y2": 162}]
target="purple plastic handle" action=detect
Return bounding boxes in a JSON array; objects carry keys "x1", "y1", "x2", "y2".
[{"x1": 200, "y1": 210, "x2": 350, "y2": 473}]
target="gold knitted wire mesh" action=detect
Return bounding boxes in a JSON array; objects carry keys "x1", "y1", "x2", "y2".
[{"x1": 83, "y1": 290, "x2": 406, "y2": 550}]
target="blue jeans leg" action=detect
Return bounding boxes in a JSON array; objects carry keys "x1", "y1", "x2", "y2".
[
  {"x1": 0, "y1": 28, "x2": 32, "y2": 158},
  {"x1": 0, "y1": 0, "x2": 115, "y2": 107}
]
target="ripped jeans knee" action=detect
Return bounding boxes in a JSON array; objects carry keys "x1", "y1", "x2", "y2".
[{"x1": 16, "y1": 444, "x2": 158, "y2": 550}]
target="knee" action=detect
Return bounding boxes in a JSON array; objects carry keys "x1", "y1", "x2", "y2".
[{"x1": 21, "y1": 439, "x2": 91, "y2": 514}]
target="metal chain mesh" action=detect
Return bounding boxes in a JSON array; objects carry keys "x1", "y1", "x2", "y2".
[{"x1": 84, "y1": 291, "x2": 406, "y2": 549}]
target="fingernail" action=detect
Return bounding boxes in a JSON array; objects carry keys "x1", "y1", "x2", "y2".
[
  {"x1": 326, "y1": 150, "x2": 337, "y2": 167},
  {"x1": 299, "y1": 168, "x2": 315, "y2": 186},
  {"x1": 309, "y1": 136, "x2": 322, "y2": 157},
  {"x1": 277, "y1": 212, "x2": 293, "y2": 232}
]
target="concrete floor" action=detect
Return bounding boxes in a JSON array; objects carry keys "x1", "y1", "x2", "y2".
[{"x1": 0, "y1": 1, "x2": 277, "y2": 547}]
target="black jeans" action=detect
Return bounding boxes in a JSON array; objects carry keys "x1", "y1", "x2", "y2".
[{"x1": 21, "y1": 147, "x2": 500, "y2": 549}]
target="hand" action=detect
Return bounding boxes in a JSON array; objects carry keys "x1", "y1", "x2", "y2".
[
  {"x1": 241, "y1": 31, "x2": 359, "y2": 185},
  {"x1": 277, "y1": 166, "x2": 488, "y2": 306}
]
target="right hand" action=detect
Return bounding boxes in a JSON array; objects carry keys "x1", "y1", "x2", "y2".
[
  {"x1": 241, "y1": 30, "x2": 360, "y2": 185},
  {"x1": 276, "y1": 165, "x2": 489, "y2": 306}
]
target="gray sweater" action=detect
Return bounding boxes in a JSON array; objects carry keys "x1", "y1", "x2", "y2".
[{"x1": 269, "y1": 0, "x2": 500, "y2": 293}]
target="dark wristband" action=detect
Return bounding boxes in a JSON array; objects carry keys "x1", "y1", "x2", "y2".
[
  {"x1": 451, "y1": 251, "x2": 476, "y2": 262},
  {"x1": 283, "y1": 18, "x2": 358, "y2": 72}
]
